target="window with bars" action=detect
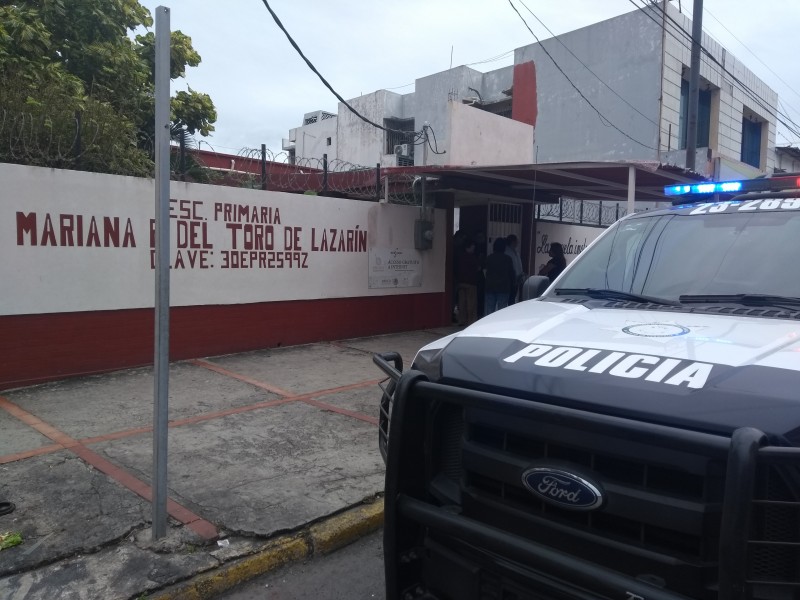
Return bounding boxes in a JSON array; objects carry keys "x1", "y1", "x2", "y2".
[{"x1": 384, "y1": 118, "x2": 416, "y2": 161}]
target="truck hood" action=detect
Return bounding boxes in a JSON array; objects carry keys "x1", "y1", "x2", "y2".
[{"x1": 418, "y1": 300, "x2": 800, "y2": 440}]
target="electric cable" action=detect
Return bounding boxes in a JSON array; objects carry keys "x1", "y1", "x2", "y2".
[
  {"x1": 516, "y1": 0, "x2": 661, "y2": 130},
  {"x1": 631, "y1": 0, "x2": 800, "y2": 141},
  {"x1": 658, "y1": 3, "x2": 800, "y2": 137},
  {"x1": 628, "y1": 0, "x2": 800, "y2": 139},
  {"x1": 426, "y1": 125, "x2": 446, "y2": 155},
  {"x1": 258, "y1": 0, "x2": 421, "y2": 137},
  {"x1": 507, "y1": 0, "x2": 659, "y2": 151},
  {"x1": 703, "y1": 6, "x2": 800, "y2": 109}
]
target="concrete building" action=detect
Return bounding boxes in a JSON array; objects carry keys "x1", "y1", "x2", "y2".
[
  {"x1": 775, "y1": 146, "x2": 800, "y2": 173},
  {"x1": 284, "y1": 1, "x2": 785, "y2": 303},
  {"x1": 285, "y1": 1, "x2": 779, "y2": 180}
]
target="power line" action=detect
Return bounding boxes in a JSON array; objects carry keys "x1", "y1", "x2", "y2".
[
  {"x1": 627, "y1": 0, "x2": 800, "y2": 140},
  {"x1": 258, "y1": 0, "x2": 420, "y2": 137},
  {"x1": 381, "y1": 48, "x2": 517, "y2": 92},
  {"x1": 467, "y1": 50, "x2": 516, "y2": 67},
  {"x1": 507, "y1": 0, "x2": 659, "y2": 151},
  {"x1": 703, "y1": 6, "x2": 800, "y2": 108},
  {"x1": 700, "y1": 5, "x2": 800, "y2": 138},
  {"x1": 663, "y1": 3, "x2": 800, "y2": 137},
  {"x1": 516, "y1": 0, "x2": 661, "y2": 130}
]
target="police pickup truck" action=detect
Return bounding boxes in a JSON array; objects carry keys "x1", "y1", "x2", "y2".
[{"x1": 373, "y1": 175, "x2": 800, "y2": 600}]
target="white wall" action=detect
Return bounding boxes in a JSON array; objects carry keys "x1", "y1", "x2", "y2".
[
  {"x1": 660, "y1": 2, "x2": 777, "y2": 171},
  {"x1": 775, "y1": 149, "x2": 800, "y2": 174},
  {"x1": 516, "y1": 9, "x2": 663, "y2": 163},
  {"x1": 336, "y1": 91, "x2": 405, "y2": 167},
  {"x1": 447, "y1": 102, "x2": 534, "y2": 166},
  {"x1": 533, "y1": 221, "x2": 605, "y2": 274},
  {"x1": 2, "y1": 164, "x2": 445, "y2": 315},
  {"x1": 288, "y1": 117, "x2": 338, "y2": 162}
]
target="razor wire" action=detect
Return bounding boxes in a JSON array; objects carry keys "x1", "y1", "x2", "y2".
[
  {"x1": 0, "y1": 110, "x2": 425, "y2": 202},
  {"x1": 189, "y1": 146, "x2": 425, "y2": 204},
  {"x1": 0, "y1": 108, "x2": 155, "y2": 177},
  {"x1": 0, "y1": 112, "x2": 660, "y2": 213},
  {"x1": 538, "y1": 198, "x2": 629, "y2": 227},
  {"x1": 0, "y1": 107, "x2": 465, "y2": 206}
]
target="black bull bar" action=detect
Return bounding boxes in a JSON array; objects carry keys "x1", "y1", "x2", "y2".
[{"x1": 373, "y1": 352, "x2": 800, "y2": 600}]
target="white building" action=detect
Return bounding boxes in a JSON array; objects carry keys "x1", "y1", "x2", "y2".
[{"x1": 286, "y1": 1, "x2": 779, "y2": 180}]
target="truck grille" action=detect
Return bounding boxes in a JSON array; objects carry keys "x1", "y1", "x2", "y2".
[
  {"x1": 748, "y1": 464, "x2": 800, "y2": 591},
  {"x1": 465, "y1": 421, "x2": 722, "y2": 561},
  {"x1": 379, "y1": 372, "x2": 800, "y2": 600},
  {"x1": 428, "y1": 404, "x2": 800, "y2": 600}
]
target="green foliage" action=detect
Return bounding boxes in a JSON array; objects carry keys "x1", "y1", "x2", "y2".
[
  {"x1": 0, "y1": 532, "x2": 23, "y2": 550},
  {"x1": 0, "y1": 0, "x2": 217, "y2": 177},
  {"x1": 0, "y1": 70, "x2": 154, "y2": 177},
  {"x1": 172, "y1": 88, "x2": 217, "y2": 137}
]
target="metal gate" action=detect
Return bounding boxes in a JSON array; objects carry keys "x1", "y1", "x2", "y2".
[{"x1": 487, "y1": 202, "x2": 523, "y2": 253}]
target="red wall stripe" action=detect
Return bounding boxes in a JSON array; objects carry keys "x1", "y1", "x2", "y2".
[
  {"x1": 0, "y1": 293, "x2": 446, "y2": 390},
  {"x1": 512, "y1": 61, "x2": 538, "y2": 127}
]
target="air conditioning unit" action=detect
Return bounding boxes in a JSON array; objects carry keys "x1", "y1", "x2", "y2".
[{"x1": 394, "y1": 144, "x2": 410, "y2": 156}]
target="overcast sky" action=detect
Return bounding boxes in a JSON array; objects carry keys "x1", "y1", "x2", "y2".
[{"x1": 137, "y1": 0, "x2": 800, "y2": 158}]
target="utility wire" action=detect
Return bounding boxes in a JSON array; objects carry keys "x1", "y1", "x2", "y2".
[
  {"x1": 426, "y1": 125, "x2": 446, "y2": 154},
  {"x1": 633, "y1": 0, "x2": 800, "y2": 141},
  {"x1": 517, "y1": 0, "x2": 660, "y2": 130},
  {"x1": 696, "y1": 5, "x2": 800, "y2": 137},
  {"x1": 259, "y1": 0, "x2": 420, "y2": 137},
  {"x1": 703, "y1": 6, "x2": 800, "y2": 108},
  {"x1": 382, "y1": 51, "x2": 517, "y2": 93},
  {"x1": 507, "y1": 0, "x2": 659, "y2": 151},
  {"x1": 628, "y1": 0, "x2": 800, "y2": 139}
]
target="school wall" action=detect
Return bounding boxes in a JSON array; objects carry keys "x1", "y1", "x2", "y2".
[{"x1": 1, "y1": 164, "x2": 448, "y2": 389}]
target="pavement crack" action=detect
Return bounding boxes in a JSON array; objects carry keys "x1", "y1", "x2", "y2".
[
  {"x1": 329, "y1": 342, "x2": 373, "y2": 355},
  {"x1": 222, "y1": 472, "x2": 289, "y2": 493}
]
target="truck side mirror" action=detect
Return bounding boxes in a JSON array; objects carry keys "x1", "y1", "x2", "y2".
[{"x1": 522, "y1": 276, "x2": 551, "y2": 300}]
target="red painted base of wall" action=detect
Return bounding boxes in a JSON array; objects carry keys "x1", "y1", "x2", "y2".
[{"x1": 1, "y1": 293, "x2": 448, "y2": 390}]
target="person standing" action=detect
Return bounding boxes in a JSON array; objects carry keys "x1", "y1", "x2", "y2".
[
  {"x1": 455, "y1": 239, "x2": 480, "y2": 326},
  {"x1": 538, "y1": 242, "x2": 567, "y2": 282},
  {"x1": 505, "y1": 234, "x2": 524, "y2": 305},
  {"x1": 473, "y1": 231, "x2": 487, "y2": 318},
  {"x1": 484, "y1": 237, "x2": 515, "y2": 316}
]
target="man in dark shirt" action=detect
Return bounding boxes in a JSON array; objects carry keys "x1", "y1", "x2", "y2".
[
  {"x1": 484, "y1": 237, "x2": 515, "y2": 316},
  {"x1": 455, "y1": 239, "x2": 480, "y2": 325}
]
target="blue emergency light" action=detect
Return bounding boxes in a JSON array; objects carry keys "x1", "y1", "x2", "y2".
[
  {"x1": 665, "y1": 175, "x2": 800, "y2": 199},
  {"x1": 664, "y1": 181, "x2": 742, "y2": 196}
]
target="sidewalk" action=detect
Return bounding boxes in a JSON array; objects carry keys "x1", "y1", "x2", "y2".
[{"x1": 0, "y1": 326, "x2": 456, "y2": 600}]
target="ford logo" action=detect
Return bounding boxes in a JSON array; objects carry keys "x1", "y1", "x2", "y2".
[{"x1": 521, "y1": 467, "x2": 604, "y2": 511}]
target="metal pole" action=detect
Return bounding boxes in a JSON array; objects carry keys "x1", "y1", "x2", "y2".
[
  {"x1": 421, "y1": 176, "x2": 427, "y2": 216},
  {"x1": 685, "y1": 0, "x2": 704, "y2": 171},
  {"x1": 422, "y1": 125, "x2": 429, "y2": 167},
  {"x1": 179, "y1": 133, "x2": 186, "y2": 182},
  {"x1": 376, "y1": 163, "x2": 381, "y2": 201},
  {"x1": 323, "y1": 153, "x2": 328, "y2": 193},
  {"x1": 421, "y1": 125, "x2": 429, "y2": 215},
  {"x1": 261, "y1": 143, "x2": 267, "y2": 190},
  {"x1": 152, "y1": 5, "x2": 171, "y2": 541},
  {"x1": 627, "y1": 166, "x2": 636, "y2": 216}
]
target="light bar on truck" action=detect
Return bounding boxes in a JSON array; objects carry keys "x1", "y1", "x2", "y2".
[{"x1": 665, "y1": 176, "x2": 800, "y2": 197}]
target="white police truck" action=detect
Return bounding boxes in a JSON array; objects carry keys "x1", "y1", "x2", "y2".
[{"x1": 374, "y1": 175, "x2": 800, "y2": 600}]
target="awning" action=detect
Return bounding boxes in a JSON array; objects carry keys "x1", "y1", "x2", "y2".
[{"x1": 415, "y1": 161, "x2": 708, "y2": 204}]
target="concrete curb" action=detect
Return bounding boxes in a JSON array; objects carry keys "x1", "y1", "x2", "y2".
[{"x1": 149, "y1": 498, "x2": 384, "y2": 600}]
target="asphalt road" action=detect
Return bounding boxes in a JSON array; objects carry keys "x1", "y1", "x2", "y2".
[{"x1": 219, "y1": 529, "x2": 385, "y2": 599}]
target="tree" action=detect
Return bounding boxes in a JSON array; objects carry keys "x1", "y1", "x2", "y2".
[{"x1": 0, "y1": 0, "x2": 217, "y2": 176}]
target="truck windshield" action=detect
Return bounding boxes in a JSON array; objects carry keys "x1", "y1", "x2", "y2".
[{"x1": 553, "y1": 209, "x2": 800, "y2": 302}]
